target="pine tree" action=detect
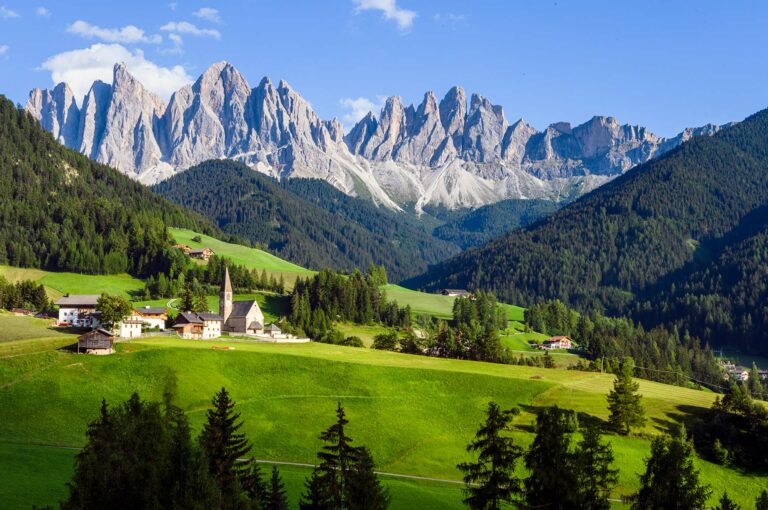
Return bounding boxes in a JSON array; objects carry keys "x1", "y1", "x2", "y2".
[
  {"x1": 457, "y1": 402, "x2": 523, "y2": 510},
  {"x1": 756, "y1": 490, "x2": 768, "y2": 510},
  {"x1": 715, "y1": 492, "x2": 740, "y2": 510},
  {"x1": 573, "y1": 423, "x2": 619, "y2": 509},
  {"x1": 524, "y1": 406, "x2": 579, "y2": 509},
  {"x1": 199, "y1": 388, "x2": 252, "y2": 496},
  {"x1": 749, "y1": 362, "x2": 764, "y2": 399},
  {"x1": 299, "y1": 469, "x2": 334, "y2": 510},
  {"x1": 268, "y1": 466, "x2": 290, "y2": 510},
  {"x1": 347, "y1": 447, "x2": 390, "y2": 510},
  {"x1": 315, "y1": 403, "x2": 359, "y2": 509},
  {"x1": 630, "y1": 427, "x2": 711, "y2": 509},
  {"x1": 242, "y1": 462, "x2": 269, "y2": 509},
  {"x1": 607, "y1": 358, "x2": 646, "y2": 435}
]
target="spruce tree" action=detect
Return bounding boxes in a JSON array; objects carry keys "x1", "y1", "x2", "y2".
[
  {"x1": 756, "y1": 490, "x2": 768, "y2": 510},
  {"x1": 268, "y1": 466, "x2": 290, "y2": 510},
  {"x1": 749, "y1": 362, "x2": 764, "y2": 399},
  {"x1": 573, "y1": 423, "x2": 619, "y2": 509},
  {"x1": 299, "y1": 470, "x2": 334, "y2": 510},
  {"x1": 607, "y1": 358, "x2": 646, "y2": 435},
  {"x1": 199, "y1": 388, "x2": 252, "y2": 496},
  {"x1": 630, "y1": 427, "x2": 711, "y2": 509},
  {"x1": 347, "y1": 447, "x2": 390, "y2": 510},
  {"x1": 715, "y1": 492, "x2": 740, "y2": 510},
  {"x1": 457, "y1": 402, "x2": 522, "y2": 510},
  {"x1": 524, "y1": 406, "x2": 579, "y2": 509},
  {"x1": 242, "y1": 462, "x2": 269, "y2": 509}
]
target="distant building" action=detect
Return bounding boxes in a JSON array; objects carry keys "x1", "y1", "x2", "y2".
[
  {"x1": 189, "y1": 248, "x2": 215, "y2": 261},
  {"x1": 542, "y1": 336, "x2": 573, "y2": 350},
  {"x1": 172, "y1": 311, "x2": 222, "y2": 339},
  {"x1": 77, "y1": 329, "x2": 114, "y2": 354},
  {"x1": 220, "y1": 268, "x2": 265, "y2": 335},
  {"x1": 55, "y1": 295, "x2": 101, "y2": 328},
  {"x1": 118, "y1": 313, "x2": 143, "y2": 339},
  {"x1": 134, "y1": 306, "x2": 168, "y2": 330},
  {"x1": 173, "y1": 244, "x2": 192, "y2": 254},
  {"x1": 441, "y1": 289, "x2": 471, "y2": 298},
  {"x1": 265, "y1": 324, "x2": 282, "y2": 338}
]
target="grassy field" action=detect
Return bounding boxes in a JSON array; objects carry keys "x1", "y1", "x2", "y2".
[
  {"x1": 0, "y1": 265, "x2": 145, "y2": 300},
  {"x1": 0, "y1": 326, "x2": 765, "y2": 508},
  {"x1": 384, "y1": 284, "x2": 525, "y2": 322},
  {"x1": 135, "y1": 292, "x2": 291, "y2": 324},
  {"x1": 169, "y1": 228, "x2": 314, "y2": 287}
]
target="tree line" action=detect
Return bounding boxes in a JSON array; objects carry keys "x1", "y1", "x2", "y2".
[
  {"x1": 0, "y1": 276, "x2": 49, "y2": 312},
  {"x1": 56, "y1": 387, "x2": 388, "y2": 510},
  {"x1": 524, "y1": 300, "x2": 723, "y2": 389}
]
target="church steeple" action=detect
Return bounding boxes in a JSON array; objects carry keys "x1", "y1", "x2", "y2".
[{"x1": 220, "y1": 267, "x2": 233, "y2": 325}]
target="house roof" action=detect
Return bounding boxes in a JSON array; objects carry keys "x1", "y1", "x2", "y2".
[
  {"x1": 248, "y1": 321, "x2": 263, "y2": 330},
  {"x1": 175, "y1": 312, "x2": 204, "y2": 325},
  {"x1": 230, "y1": 300, "x2": 259, "y2": 318},
  {"x1": 547, "y1": 336, "x2": 571, "y2": 341},
  {"x1": 78, "y1": 328, "x2": 114, "y2": 341},
  {"x1": 198, "y1": 312, "x2": 223, "y2": 322},
  {"x1": 55, "y1": 295, "x2": 100, "y2": 306},
  {"x1": 266, "y1": 324, "x2": 281, "y2": 332},
  {"x1": 189, "y1": 248, "x2": 212, "y2": 254},
  {"x1": 135, "y1": 306, "x2": 166, "y2": 315}
]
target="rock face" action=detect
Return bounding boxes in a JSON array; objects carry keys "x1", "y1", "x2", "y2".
[{"x1": 27, "y1": 61, "x2": 726, "y2": 210}]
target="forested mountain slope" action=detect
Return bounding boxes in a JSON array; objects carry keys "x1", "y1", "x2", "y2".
[
  {"x1": 0, "y1": 96, "x2": 217, "y2": 277},
  {"x1": 431, "y1": 198, "x2": 560, "y2": 249},
  {"x1": 152, "y1": 160, "x2": 459, "y2": 281},
  {"x1": 407, "y1": 108, "x2": 768, "y2": 349}
]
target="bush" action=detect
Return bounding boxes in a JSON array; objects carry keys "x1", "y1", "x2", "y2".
[{"x1": 372, "y1": 331, "x2": 399, "y2": 351}]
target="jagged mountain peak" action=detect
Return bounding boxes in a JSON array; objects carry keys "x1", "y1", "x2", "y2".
[{"x1": 27, "y1": 60, "x2": 728, "y2": 211}]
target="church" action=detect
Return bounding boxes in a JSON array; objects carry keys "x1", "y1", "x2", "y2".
[{"x1": 220, "y1": 268, "x2": 266, "y2": 335}]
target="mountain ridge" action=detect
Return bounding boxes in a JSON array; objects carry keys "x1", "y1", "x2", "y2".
[{"x1": 27, "y1": 61, "x2": 729, "y2": 210}]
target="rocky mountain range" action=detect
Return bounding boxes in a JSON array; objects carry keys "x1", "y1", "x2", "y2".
[{"x1": 26, "y1": 61, "x2": 727, "y2": 210}]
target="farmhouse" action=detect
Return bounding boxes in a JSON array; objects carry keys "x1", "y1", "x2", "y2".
[
  {"x1": 189, "y1": 248, "x2": 215, "y2": 261},
  {"x1": 220, "y1": 268, "x2": 265, "y2": 335},
  {"x1": 172, "y1": 311, "x2": 222, "y2": 339},
  {"x1": 55, "y1": 295, "x2": 100, "y2": 328},
  {"x1": 173, "y1": 244, "x2": 192, "y2": 254},
  {"x1": 77, "y1": 329, "x2": 114, "y2": 354},
  {"x1": 134, "y1": 306, "x2": 168, "y2": 330},
  {"x1": 542, "y1": 336, "x2": 573, "y2": 350},
  {"x1": 441, "y1": 289, "x2": 471, "y2": 298},
  {"x1": 265, "y1": 323, "x2": 282, "y2": 338}
]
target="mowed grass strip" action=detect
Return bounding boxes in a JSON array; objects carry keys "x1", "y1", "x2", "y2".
[{"x1": 383, "y1": 284, "x2": 525, "y2": 322}]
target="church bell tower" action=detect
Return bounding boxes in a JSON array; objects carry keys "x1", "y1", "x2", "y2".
[{"x1": 220, "y1": 267, "x2": 233, "y2": 326}]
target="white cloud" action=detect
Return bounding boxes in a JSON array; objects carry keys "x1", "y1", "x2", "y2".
[
  {"x1": 0, "y1": 6, "x2": 19, "y2": 18},
  {"x1": 161, "y1": 21, "x2": 221, "y2": 39},
  {"x1": 0, "y1": 45, "x2": 8, "y2": 55},
  {"x1": 340, "y1": 96, "x2": 383, "y2": 130},
  {"x1": 35, "y1": 7, "x2": 50, "y2": 17},
  {"x1": 193, "y1": 7, "x2": 221, "y2": 24},
  {"x1": 353, "y1": 0, "x2": 416, "y2": 30},
  {"x1": 40, "y1": 43, "x2": 192, "y2": 101},
  {"x1": 159, "y1": 33, "x2": 184, "y2": 55},
  {"x1": 67, "y1": 20, "x2": 162, "y2": 44}
]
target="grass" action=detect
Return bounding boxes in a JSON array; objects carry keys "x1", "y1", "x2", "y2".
[
  {"x1": 135, "y1": 292, "x2": 290, "y2": 323},
  {"x1": 0, "y1": 311, "x2": 76, "y2": 344},
  {"x1": 0, "y1": 335, "x2": 765, "y2": 508},
  {"x1": 384, "y1": 285, "x2": 525, "y2": 322},
  {"x1": 169, "y1": 228, "x2": 314, "y2": 288},
  {"x1": 0, "y1": 265, "x2": 145, "y2": 300}
]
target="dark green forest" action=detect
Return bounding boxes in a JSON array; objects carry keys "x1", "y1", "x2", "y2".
[
  {"x1": 152, "y1": 160, "x2": 460, "y2": 282},
  {"x1": 0, "y1": 96, "x2": 218, "y2": 277},
  {"x1": 407, "y1": 108, "x2": 768, "y2": 353}
]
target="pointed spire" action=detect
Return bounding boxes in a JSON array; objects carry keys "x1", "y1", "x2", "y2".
[{"x1": 223, "y1": 267, "x2": 232, "y2": 293}]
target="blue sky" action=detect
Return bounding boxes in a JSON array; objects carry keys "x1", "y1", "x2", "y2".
[{"x1": 0, "y1": 0, "x2": 766, "y2": 136}]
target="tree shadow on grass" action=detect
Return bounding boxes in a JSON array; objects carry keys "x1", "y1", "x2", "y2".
[{"x1": 516, "y1": 404, "x2": 611, "y2": 434}]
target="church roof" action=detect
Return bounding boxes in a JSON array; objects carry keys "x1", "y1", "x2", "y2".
[
  {"x1": 230, "y1": 300, "x2": 260, "y2": 318},
  {"x1": 222, "y1": 267, "x2": 232, "y2": 294}
]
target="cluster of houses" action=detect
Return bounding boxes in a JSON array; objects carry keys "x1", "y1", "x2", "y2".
[
  {"x1": 56, "y1": 268, "x2": 302, "y2": 354},
  {"x1": 173, "y1": 244, "x2": 216, "y2": 261},
  {"x1": 720, "y1": 360, "x2": 768, "y2": 382}
]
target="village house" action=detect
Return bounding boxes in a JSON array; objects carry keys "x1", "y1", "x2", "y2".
[
  {"x1": 219, "y1": 268, "x2": 265, "y2": 336},
  {"x1": 118, "y1": 313, "x2": 143, "y2": 339},
  {"x1": 173, "y1": 244, "x2": 192, "y2": 254},
  {"x1": 55, "y1": 295, "x2": 100, "y2": 328},
  {"x1": 189, "y1": 248, "x2": 215, "y2": 261},
  {"x1": 172, "y1": 311, "x2": 223, "y2": 339},
  {"x1": 77, "y1": 329, "x2": 114, "y2": 354},
  {"x1": 134, "y1": 306, "x2": 168, "y2": 330},
  {"x1": 441, "y1": 289, "x2": 472, "y2": 298},
  {"x1": 542, "y1": 336, "x2": 573, "y2": 350},
  {"x1": 265, "y1": 323, "x2": 282, "y2": 338}
]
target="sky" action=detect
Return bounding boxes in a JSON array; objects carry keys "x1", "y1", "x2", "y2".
[{"x1": 0, "y1": 0, "x2": 767, "y2": 136}]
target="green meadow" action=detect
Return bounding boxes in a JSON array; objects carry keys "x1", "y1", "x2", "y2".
[
  {"x1": 0, "y1": 322, "x2": 765, "y2": 508},
  {"x1": 0, "y1": 265, "x2": 144, "y2": 300}
]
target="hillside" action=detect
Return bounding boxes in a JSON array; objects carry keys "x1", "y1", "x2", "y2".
[
  {"x1": 153, "y1": 160, "x2": 459, "y2": 281},
  {"x1": 0, "y1": 332, "x2": 765, "y2": 509},
  {"x1": 431, "y1": 198, "x2": 560, "y2": 249},
  {"x1": 0, "y1": 96, "x2": 217, "y2": 277},
  {"x1": 407, "y1": 108, "x2": 768, "y2": 351}
]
